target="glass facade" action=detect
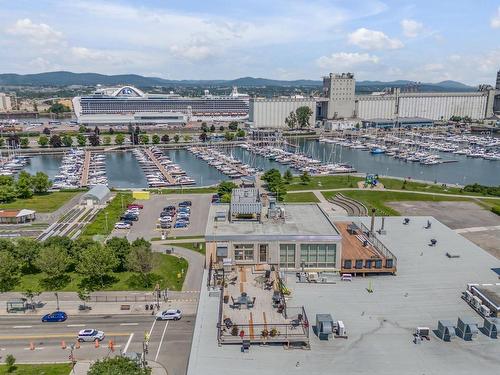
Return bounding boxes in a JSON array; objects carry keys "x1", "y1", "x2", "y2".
[
  {"x1": 300, "y1": 244, "x2": 337, "y2": 268},
  {"x1": 279, "y1": 244, "x2": 296, "y2": 269},
  {"x1": 234, "y1": 244, "x2": 254, "y2": 261}
]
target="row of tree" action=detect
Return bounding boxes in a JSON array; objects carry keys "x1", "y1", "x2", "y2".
[
  {"x1": 261, "y1": 169, "x2": 311, "y2": 200},
  {"x1": 285, "y1": 106, "x2": 314, "y2": 129},
  {"x1": 0, "y1": 171, "x2": 51, "y2": 203},
  {"x1": 0, "y1": 236, "x2": 158, "y2": 293}
]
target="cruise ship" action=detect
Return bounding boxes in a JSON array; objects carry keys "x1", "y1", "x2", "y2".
[{"x1": 73, "y1": 86, "x2": 249, "y2": 125}]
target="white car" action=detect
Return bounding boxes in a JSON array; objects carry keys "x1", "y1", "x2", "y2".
[
  {"x1": 114, "y1": 222, "x2": 131, "y2": 229},
  {"x1": 156, "y1": 309, "x2": 182, "y2": 321},
  {"x1": 159, "y1": 216, "x2": 172, "y2": 223},
  {"x1": 77, "y1": 329, "x2": 105, "y2": 342}
]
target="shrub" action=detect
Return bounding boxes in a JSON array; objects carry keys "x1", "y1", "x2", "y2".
[{"x1": 491, "y1": 206, "x2": 500, "y2": 216}]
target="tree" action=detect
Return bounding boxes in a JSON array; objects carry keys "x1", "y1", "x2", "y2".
[
  {"x1": 199, "y1": 132, "x2": 208, "y2": 142},
  {"x1": 106, "y1": 237, "x2": 131, "y2": 272},
  {"x1": 32, "y1": 172, "x2": 52, "y2": 194},
  {"x1": 285, "y1": 111, "x2": 298, "y2": 129},
  {"x1": 173, "y1": 134, "x2": 180, "y2": 143},
  {"x1": 49, "y1": 134, "x2": 62, "y2": 148},
  {"x1": 127, "y1": 239, "x2": 154, "y2": 286},
  {"x1": 183, "y1": 135, "x2": 192, "y2": 142},
  {"x1": 88, "y1": 356, "x2": 151, "y2": 375},
  {"x1": 228, "y1": 121, "x2": 238, "y2": 131},
  {"x1": 77, "y1": 244, "x2": 118, "y2": 289},
  {"x1": 283, "y1": 169, "x2": 293, "y2": 184},
  {"x1": 76, "y1": 134, "x2": 86, "y2": 147},
  {"x1": 108, "y1": 127, "x2": 114, "y2": 135},
  {"x1": 161, "y1": 134, "x2": 170, "y2": 143},
  {"x1": 94, "y1": 126, "x2": 100, "y2": 136},
  {"x1": 295, "y1": 106, "x2": 313, "y2": 128},
  {"x1": 78, "y1": 125, "x2": 87, "y2": 133},
  {"x1": 13, "y1": 237, "x2": 40, "y2": 272},
  {"x1": 0, "y1": 251, "x2": 20, "y2": 292},
  {"x1": 16, "y1": 171, "x2": 33, "y2": 199},
  {"x1": 103, "y1": 136, "x2": 111, "y2": 145},
  {"x1": 0, "y1": 184, "x2": 17, "y2": 203},
  {"x1": 77, "y1": 288, "x2": 91, "y2": 310},
  {"x1": 219, "y1": 125, "x2": 224, "y2": 131},
  {"x1": 35, "y1": 246, "x2": 71, "y2": 289},
  {"x1": 88, "y1": 134, "x2": 100, "y2": 146},
  {"x1": 152, "y1": 134, "x2": 160, "y2": 144},
  {"x1": 139, "y1": 134, "x2": 150, "y2": 144},
  {"x1": 20, "y1": 137, "x2": 29, "y2": 148},
  {"x1": 262, "y1": 169, "x2": 287, "y2": 201},
  {"x1": 42, "y1": 127, "x2": 51, "y2": 135},
  {"x1": 38, "y1": 135, "x2": 49, "y2": 148},
  {"x1": 236, "y1": 129, "x2": 245, "y2": 138},
  {"x1": 218, "y1": 181, "x2": 237, "y2": 196},
  {"x1": 210, "y1": 124, "x2": 216, "y2": 132},
  {"x1": 62, "y1": 134, "x2": 73, "y2": 147},
  {"x1": 5, "y1": 354, "x2": 16, "y2": 373},
  {"x1": 115, "y1": 133, "x2": 125, "y2": 145},
  {"x1": 0, "y1": 137, "x2": 4, "y2": 147},
  {"x1": 22, "y1": 288, "x2": 41, "y2": 310},
  {"x1": 300, "y1": 171, "x2": 311, "y2": 185},
  {"x1": 201, "y1": 122, "x2": 208, "y2": 132},
  {"x1": 48, "y1": 102, "x2": 70, "y2": 114},
  {"x1": 224, "y1": 132, "x2": 234, "y2": 141}
]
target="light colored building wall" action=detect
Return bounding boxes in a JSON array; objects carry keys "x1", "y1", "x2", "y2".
[
  {"x1": 0, "y1": 93, "x2": 12, "y2": 112},
  {"x1": 356, "y1": 95, "x2": 396, "y2": 119},
  {"x1": 249, "y1": 97, "x2": 316, "y2": 128},
  {"x1": 323, "y1": 73, "x2": 355, "y2": 119}
]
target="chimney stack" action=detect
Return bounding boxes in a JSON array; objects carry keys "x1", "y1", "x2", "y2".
[{"x1": 370, "y1": 208, "x2": 376, "y2": 233}]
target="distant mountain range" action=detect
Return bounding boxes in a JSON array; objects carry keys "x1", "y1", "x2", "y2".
[{"x1": 0, "y1": 71, "x2": 477, "y2": 92}]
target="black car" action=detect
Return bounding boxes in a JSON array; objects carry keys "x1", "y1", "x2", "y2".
[
  {"x1": 179, "y1": 201, "x2": 192, "y2": 207},
  {"x1": 164, "y1": 206, "x2": 176, "y2": 211},
  {"x1": 160, "y1": 211, "x2": 173, "y2": 218},
  {"x1": 160, "y1": 222, "x2": 171, "y2": 229},
  {"x1": 121, "y1": 214, "x2": 138, "y2": 221}
]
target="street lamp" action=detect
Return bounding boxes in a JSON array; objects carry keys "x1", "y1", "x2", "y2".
[{"x1": 54, "y1": 292, "x2": 60, "y2": 311}]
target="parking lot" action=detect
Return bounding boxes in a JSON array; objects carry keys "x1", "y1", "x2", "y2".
[{"x1": 111, "y1": 193, "x2": 212, "y2": 240}]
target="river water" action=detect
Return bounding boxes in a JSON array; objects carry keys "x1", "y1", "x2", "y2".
[{"x1": 22, "y1": 142, "x2": 500, "y2": 187}]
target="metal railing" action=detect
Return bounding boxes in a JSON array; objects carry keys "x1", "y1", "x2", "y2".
[{"x1": 359, "y1": 222, "x2": 398, "y2": 267}]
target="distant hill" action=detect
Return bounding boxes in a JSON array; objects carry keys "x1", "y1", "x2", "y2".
[{"x1": 0, "y1": 71, "x2": 477, "y2": 92}]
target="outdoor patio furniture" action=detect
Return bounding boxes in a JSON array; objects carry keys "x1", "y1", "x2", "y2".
[
  {"x1": 424, "y1": 220, "x2": 432, "y2": 229},
  {"x1": 236, "y1": 293, "x2": 254, "y2": 308},
  {"x1": 224, "y1": 318, "x2": 233, "y2": 329},
  {"x1": 403, "y1": 218, "x2": 410, "y2": 225},
  {"x1": 430, "y1": 239, "x2": 437, "y2": 246}
]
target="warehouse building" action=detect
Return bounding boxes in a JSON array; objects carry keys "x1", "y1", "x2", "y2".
[
  {"x1": 362, "y1": 117, "x2": 434, "y2": 129},
  {"x1": 248, "y1": 97, "x2": 316, "y2": 128},
  {"x1": 205, "y1": 189, "x2": 342, "y2": 270}
]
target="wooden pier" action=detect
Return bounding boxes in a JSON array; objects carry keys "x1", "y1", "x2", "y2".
[
  {"x1": 80, "y1": 150, "x2": 91, "y2": 187},
  {"x1": 143, "y1": 148, "x2": 177, "y2": 185}
]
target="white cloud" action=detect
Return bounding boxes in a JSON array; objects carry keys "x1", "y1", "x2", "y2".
[
  {"x1": 401, "y1": 19, "x2": 424, "y2": 38},
  {"x1": 6, "y1": 18, "x2": 63, "y2": 45},
  {"x1": 169, "y1": 44, "x2": 214, "y2": 62},
  {"x1": 316, "y1": 52, "x2": 379, "y2": 69},
  {"x1": 348, "y1": 28, "x2": 403, "y2": 50},
  {"x1": 491, "y1": 7, "x2": 500, "y2": 28}
]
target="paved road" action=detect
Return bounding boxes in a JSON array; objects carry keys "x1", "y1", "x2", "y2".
[
  {"x1": 153, "y1": 243, "x2": 205, "y2": 292},
  {"x1": 0, "y1": 312, "x2": 194, "y2": 375}
]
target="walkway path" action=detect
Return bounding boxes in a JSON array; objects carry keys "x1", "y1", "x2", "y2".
[
  {"x1": 152, "y1": 243, "x2": 204, "y2": 292},
  {"x1": 455, "y1": 225, "x2": 500, "y2": 234}
]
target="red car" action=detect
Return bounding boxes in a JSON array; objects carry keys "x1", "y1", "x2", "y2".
[{"x1": 128, "y1": 204, "x2": 144, "y2": 209}]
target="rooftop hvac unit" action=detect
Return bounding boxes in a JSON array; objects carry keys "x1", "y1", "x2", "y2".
[
  {"x1": 464, "y1": 290, "x2": 473, "y2": 302},
  {"x1": 415, "y1": 327, "x2": 430, "y2": 337},
  {"x1": 480, "y1": 305, "x2": 491, "y2": 317},
  {"x1": 472, "y1": 296, "x2": 482, "y2": 309}
]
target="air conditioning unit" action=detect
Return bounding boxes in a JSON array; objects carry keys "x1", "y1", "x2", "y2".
[
  {"x1": 472, "y1": 296, "x2": 482, "y2": 309},
  {"x1": 465, "y1": 290, "x2": 473, "y2": 302},
  {"x1": 480, "y1": 305, "x2": 491, "y2": 316}
]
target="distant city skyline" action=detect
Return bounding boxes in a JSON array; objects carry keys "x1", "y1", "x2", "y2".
[{"x1": 0, "y1": 0, "x2": 499, "y2": 85}]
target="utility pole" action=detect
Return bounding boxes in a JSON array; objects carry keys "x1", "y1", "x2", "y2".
[{"x1": 55, "y1": 292, "x2": 60, "y2": 311}]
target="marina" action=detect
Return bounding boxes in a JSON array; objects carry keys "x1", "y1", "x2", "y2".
[
  {"x1": 51, "y1": 149, "x2": 108, "y2": 189},
  {"x1": 187, "y1": 146, "x2": 258, "y2": 178}
]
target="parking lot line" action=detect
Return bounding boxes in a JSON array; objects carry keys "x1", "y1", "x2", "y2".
[
  {"x1": 13, "y1": 326, "x2": 32, "y2": 329},
  {"x1": 120, "y1": 323, "x2": 139, "y2": 326},
  {"x1": 67, "y1": 324, "x2": 86, "y2": 327},
  {"x1": 155, "y1": 321, "x2": 169, "y2": 362},
  {"x1": 123, "y1": 333, "x2": 134, "y2": 354}
]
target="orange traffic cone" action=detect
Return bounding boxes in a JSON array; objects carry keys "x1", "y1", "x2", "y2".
[
  {"x1": 94, "y1": 339, "x2": 99, "y2": 348},
  {"x1": 75, "y1": 340, "x2": 80, "y2": 349},
  {"x1": 30, "y1": 341, "x2": 35, "y2": 350},
  {"x1": 61, "y1": 340, "x2": 66, "y2": 349},
  {"x1": 108, "y1": 340, "x2": 114, "y2": 352}
]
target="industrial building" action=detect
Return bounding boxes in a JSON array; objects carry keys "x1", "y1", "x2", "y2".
[
  {"x1": 361, "y1": 117, "x2": 434, "y2": 129},
  {"x1": 205, "y1": 190, "x2": 342, "y2": 270},
  {"x1": 248, "y1": 97, "x2": 316, "y2": 128},
  {"x1": 0, "y1": 93, "x2": 12, "y2": 112}
]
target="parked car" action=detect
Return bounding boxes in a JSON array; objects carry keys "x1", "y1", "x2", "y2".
[
  {"x1": 77, "y1": 329, "x2": 105, "y2": 342},
  {"x1": 159, "y1": 216, "x2": 172, "y2": 223},
  {"x1": 42, "y1": 311, "x2": 67, "y2": 322},
  {"x1": 177, "y1": 213, "x2": 190, "y2": 219},
  {"x1": 179, "y1": 201, "x2": 192, "y2": 207},
  {"x1": 120, "y1": 214, "x2": 138, "y2": 221},
  {"x1": 115, "y1": 222, "x2": 131, "y2": 229},
  {"x1": 160, "y1": 222, "x2": 171, "y2": 229},
  {"x1": 160, "y1": 211, "x2": 172, "y2": 218},
  {"x1": 174, "y1": 222, "x2": 188, "y2": 228},
  {"x1": 121, "y1": 219, "x2": 134, "y2": 226},
  {"x1": 128, "y1": 204, "x2": 144, "y2": 209},
  {"x1": 156, "y1": 309, "x2": 182, "y2": 321},
  {"x1": 164, "y1": 206, "x2": 176, "y2": 211},
  {"x1": 178, "y1": 207, "x2": 190, "y2": 213}
]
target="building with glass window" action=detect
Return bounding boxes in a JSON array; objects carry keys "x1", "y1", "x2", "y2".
[{"x1": 205, "y1": 200, "x2": 342, "y2": 271}]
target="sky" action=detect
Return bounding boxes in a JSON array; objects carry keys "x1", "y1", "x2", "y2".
[{"x1": 0, "y1": 0, "x2": 499, "y2": 85}]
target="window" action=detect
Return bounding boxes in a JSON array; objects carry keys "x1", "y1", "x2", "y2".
[
  {"x1": 344, "y1": 260, "x2": 352, "y2": 269},
  {"x1": 234, "y1": 244, "x2": 254, "y2": 261},
  {"x1": 355, "y1": 260, "x2": 363, "y2": 269},
  {"x1": 300, "y1": 244, "x2": 337, "y2": 268},
  {"x1": 280, "y1": 244, "x2": 296, "y2": 269}
]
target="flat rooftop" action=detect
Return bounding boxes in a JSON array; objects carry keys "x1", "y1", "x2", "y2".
[
  {"x1": 190, "y1": 216, "x2": 500, "y2": 375},
  {"x1": 206, "y1": 204, "x2": 341, "y2": 241}
]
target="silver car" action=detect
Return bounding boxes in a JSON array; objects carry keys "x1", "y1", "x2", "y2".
[{"x1": 77, "y1": 329, "x2": 105, "y2": 342}]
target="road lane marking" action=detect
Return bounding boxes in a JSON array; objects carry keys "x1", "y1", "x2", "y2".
[
  {"x1": 0, "y1": 333, "x2": 131, "y2": 340},
  {"x1": 148, "y1": 318, "x2": 157, "y2": 338},
  {"x1": 13, "y1": 326, "x2": 32, "y2": 329},
  {"x1": 155, "y1": 321, "x2": 169, "y2": 362},
  {"x1": 120, "y1": 323, "x2": 139, "y2": 326},
  {"x1": 123, "y1": 333, "x2": 134, "y2": 354},
  {"x1": 67, "y1": 324, "x2": 86, "y2": 327},
  {"x1": 24, "y1": 347, "x2": 44, "y2": 350}
]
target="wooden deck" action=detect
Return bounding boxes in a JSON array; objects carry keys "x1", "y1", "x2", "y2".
[
  {"x1": 79, "y1": 150, "x2": 91, "y2": 187},
  {"x1": 336, "y1": 222, "x2": 397, "y2": 275},
  {"x1": 143, "y1": 148, "x2": 177, "y2": 185}
]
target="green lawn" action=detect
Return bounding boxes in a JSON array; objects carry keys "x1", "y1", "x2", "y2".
[
  {"x1": 13, "y1": 253, "x2": 187, "y2": 292},
  {"x1": 283, "y1": 192, "x2": 320, "y2": 203},
  {"x1": 166, "y1": 241, "x2": 206, "y2": 255},
  {"x1": 81, "y1": 192, "x2": 134, "y2": 237},
  {"x1": 287, "y1": 175, "x2": 363, "y2": 191},
  {"x1": 0, "y1": 363, "x2": 71, "y2": 375},
  {"x1": 322, "y1": 190, "x2": 472, "y2": 216},
  {"x1": 0, "y1": 191, "x2": 80, "y2": 213},
  {"x1": 378, "y1": 177, "x2": 471, "y2": 195}
]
